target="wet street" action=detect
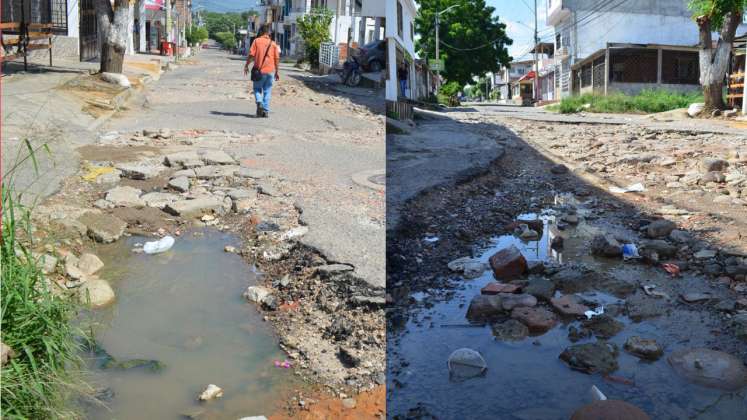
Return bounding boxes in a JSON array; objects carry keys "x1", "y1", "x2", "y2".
[{"x1": 386, "y1": 106, "x2": 747, "y2": 419}]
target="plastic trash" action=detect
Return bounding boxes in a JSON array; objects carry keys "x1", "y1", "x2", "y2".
[
  {"x1": 424, "y1": 236, "x2": 440, "y2": 243},
  {"x1": 609, "y1": 183, "x2": 645, "y2": 193},
  {"x1": 273, "y1": 360, "x2": 292, "y2": 368},
  {"x1": 584, "y1": 307, "x2": 604, "y2": 319},
  {"x1": 447, "y1": 348, "x2": 487, "y2": 379},
  {"x1": 642, "y1": 284, "x2": 670, "y2": 299},
  {"x1": 621, "y1": 243, "x2": 640, "y2": 260},
  {"x1": 143, "y1": 236, "x2": 175, "y2": 254},
  {"x1": 590, "y1": 385, "x2": 607, "y2": 401}
]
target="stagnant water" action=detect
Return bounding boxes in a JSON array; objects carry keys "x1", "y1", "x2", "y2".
[
  {"x1": 389, "y1": 212, "x2": 747, "y2": 419},
  {"x1": 81, "y1": 229, "x2": 291, "y2": 419}
]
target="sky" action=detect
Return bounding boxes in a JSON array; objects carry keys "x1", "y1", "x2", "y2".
[
  {"x1": 486, "y1": 0, "x2": 551, "y2": 61},
  {"x1": 191, "y1": 0, "x2": 554, "y2": 61}
]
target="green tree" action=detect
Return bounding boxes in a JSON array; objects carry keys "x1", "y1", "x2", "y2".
[
  {"x1": 215, "y1": 31, "x2": 237, "y2": 50},
  {"x1": 416, "y1": 0, "x2": 512, "y2": 86},
  {"x1": 297, "y1": 7, "x2": 333, "y2": 66},
  {"x1": 689, "y1": 0, "x2": 746, "y2": 111}
]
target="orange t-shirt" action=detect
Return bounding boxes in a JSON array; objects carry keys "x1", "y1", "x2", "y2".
[{"x1": 250, "y1": 35, "x2": 279, "y2": 75}]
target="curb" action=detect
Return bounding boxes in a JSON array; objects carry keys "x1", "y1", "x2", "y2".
[{"x1": 85, "y1": 73, "x2": 154, "y2": 132}]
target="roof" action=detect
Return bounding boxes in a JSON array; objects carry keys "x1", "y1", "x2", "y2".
[
  {"x1": 517, "y1": 71, "x2": 536, "y2": 82},
  {"x1": 529, "y1": 42, "x2": 554, "y2": 56}
]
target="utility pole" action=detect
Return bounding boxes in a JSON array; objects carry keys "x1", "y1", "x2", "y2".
[
  {"x1": 166, "y1": 0, "x2": 172, "y2": 43},
  {"x1": 435, "y1": 13, "x2": 440, "y2": 88},
  {"x1": 533, "y1": 0, "x2": 539, "y2": 103},
  {"x1": 743, "y1": 41, "x2": 747, "y2": 115}
]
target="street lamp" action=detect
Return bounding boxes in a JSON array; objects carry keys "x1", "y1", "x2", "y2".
[{"x1": 434, "y1": 4, "x2": 460, "y2": 88}]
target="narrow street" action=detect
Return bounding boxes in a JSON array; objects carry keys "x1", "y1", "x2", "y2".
[
  {"x1": 386, "y1": 107, "x2": 747, "y2": 419},
  {"x1": 7, "y1": 46, "x2": 385, "y2": 418}
]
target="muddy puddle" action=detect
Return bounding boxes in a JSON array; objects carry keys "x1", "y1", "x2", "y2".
[
  {"x1": 81, "y1": 229, "x2": 293, "y2": 419},
  {"x1": 390, "y1": 207, "x2": 747, "y2": 419}
]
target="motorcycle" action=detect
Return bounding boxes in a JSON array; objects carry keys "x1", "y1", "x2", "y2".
[{"x1": 336, "y1": 55, "x2": 362, "y2": 87}]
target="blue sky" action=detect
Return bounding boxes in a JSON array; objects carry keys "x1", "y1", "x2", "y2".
[{"x1": 486, "y1": 0, "x2": 550, "y2": 60}]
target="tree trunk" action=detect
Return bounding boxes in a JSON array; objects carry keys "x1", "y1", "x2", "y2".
[
  {"x1": 95, "y1": 0, "x2": 130, "y2": 73},
  {"x1": 696, "y1": 12, "x2": 742, "y2": 112}
]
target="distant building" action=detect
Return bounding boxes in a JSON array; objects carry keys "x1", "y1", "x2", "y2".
[{"x1": 546, "y1": 0, "x2": 747, "y2": 98}]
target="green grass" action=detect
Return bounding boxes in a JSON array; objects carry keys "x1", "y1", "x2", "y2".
[
  {"x1": 547, "y1": 89, "x2": 703, "y2": 114},
  {"x1": 1, "y1": 144, "x2": 88, "y2": 418}
]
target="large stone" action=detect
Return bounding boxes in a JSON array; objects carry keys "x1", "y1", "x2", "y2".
[
  {"x1": 116, "y1": 162, "x2": 165, "y2": 180},
  {"x1": 238, "y1": 167, "x2": 269, "y2": 179},
  {"x1": 571, "y1": 400, "x2": 651, "y2": 420},
  {"x1": 511, "y1": 307, "x2": 557, "y2": 333},
  {"x1": 77, "y1": 213, "x2": 127, "y2": 243},
  {"x1": 194, "y1": 165, "x2": 240, "y2": 179},
  {"x1": 624, "y1": 336, "x2": 663, "y2": 360},
  {"x1": 200, "y1": 150, "x2": 236, "y2": 165},
  {"x1": 625, "y1": 294, "x2": 666, "y2": 321},
  {"x1": 77, "y1": 253, "x2": 104, "y2": 275},
  {"x1": 164, "y1": 197, "x2": 225, "y2": 217},
  {"x1": 701, "y1": 158, "x2": 729, "y2": 173},
  {"x1": 466, "y1": 295, "x2": 504, "y2": 320},
  {"x1": 646, "y1": 219, "x2": 676, "y2": 238},
  {"x1": 227, "y1": 188, "x2": 255, "y2": 200},
  {"x1": 168, "y1": 176, "x2": 190, "y2": 192},
  {"x1": 447, "y1": 348, "x2": 487, "y2": 379},
  {"x1": 488, "y1": 245, "x2": 527, "y2": 280},
  {"x1": 551, "y1": 294, "x2": 590, "y2": 317},
  {"x1": 481, "y1": 282, "x2": 521, "y2": 295},
  {"x1": 668, "y1": 348, "x2": 747, "y2": 391},
  {"x1": 641, "y1": 240, "x2": 678, "y2": 259},
  {"x1": 141, "y1": 192, "x2": 180, "y2": 209},
  {"x1": 590, "y1": 234, "x2": 622, "y2": 257},
  {"x1": 101, "y1": 72, "x2": 131, "y2": 88},
  {"x1": 491, "y1": 319, "x2": 529, "y2": 341},
  {"x1": 105, "y1": 186, "x2": 144, "y2": 207},
  {"x1": 164, "y1": 151, "x2": 202, "y2": 168},
  {"x1": 78, "y1": 278, "x2": 115, "y2": 308},
  {"x1": 243, "y1": 286, "x2": 271, "y2": 304},
  {"x1": 500, "y1": 293, "x2": 537, "y2": 311},
  {"x1": 257, "y1": 181, "x2": 280, "y2": 197},
  {"x1": 581, "y1": 315, "x2": 624, "y2": 339},
  {"x1": 559, "y1": 342, "x2": 619, "y2": 374},
  {"x1": 198, "y1": 384, "x2": 224, "y2": 401},
  {"x1": 552, "y1": 266, "x2": 635, "y2": 297},
  {"x1": 1, "y1": 341, "x2": 16, "y2": 365},
  {"x1": 524, "y1": 276, "x2": 556, "y2": 301},
  {"x1": 448, "y1": 257, "x2": 486, "y2": 279}
]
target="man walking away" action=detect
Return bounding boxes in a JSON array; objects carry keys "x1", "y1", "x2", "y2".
[
  {"x1": 244, "y1": 24, "x2": 280, "y2": 117},
  {"x1": 397, "y1": 62, "x2": 409, "y2": 98}
]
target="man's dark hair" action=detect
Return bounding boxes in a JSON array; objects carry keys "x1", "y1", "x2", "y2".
[{"x1": 258, "y1": 23, "x2": 272, "y2": 36}]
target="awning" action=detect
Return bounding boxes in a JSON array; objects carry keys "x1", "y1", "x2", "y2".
[{"x1": 517, "y1": 71, "x2": 536, "y2": 82}]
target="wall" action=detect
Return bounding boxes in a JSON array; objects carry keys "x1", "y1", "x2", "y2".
[
  {"x1": 385, "y1": 0, "x2": 416, "y2": 102},
  {"x1": 608, "y1": 81, "x2": 700, "y2": 95}
]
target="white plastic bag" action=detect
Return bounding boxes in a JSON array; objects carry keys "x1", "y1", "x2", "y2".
[{"x1": 143, "y1": 236, "x2": 175, "y2": 254}]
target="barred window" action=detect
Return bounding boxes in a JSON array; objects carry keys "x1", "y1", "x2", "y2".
[{"x1": 51, "y1": 0, "x2": 67, "y2": 33}]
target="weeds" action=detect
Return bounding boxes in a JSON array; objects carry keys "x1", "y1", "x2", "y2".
[
  {"x1": 547, "y1": 89, "x2": 703, "y2": 114},
  {"x1": 1, "y1": 141, "x2": 88, "y2": 418}
]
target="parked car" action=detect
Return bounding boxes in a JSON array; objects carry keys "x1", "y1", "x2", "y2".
[{"x1": 357, "y1": 40, "x2": 386, "y2": 73}]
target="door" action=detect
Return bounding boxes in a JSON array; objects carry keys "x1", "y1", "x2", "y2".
[{"x1": 79, "y1": 0, "x2": 98, "y2": 61}]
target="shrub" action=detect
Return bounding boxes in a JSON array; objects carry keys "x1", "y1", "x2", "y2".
[
  {"x1": 297, "y1": 7, "x2": 333, "y2": 67},
  {"x1": 548, "y1": 89, "x2": 704, "y2": 114}
]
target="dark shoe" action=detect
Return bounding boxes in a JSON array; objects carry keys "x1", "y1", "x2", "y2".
[
  {"x1": 261, "y1": 108, "x2": 270, "y2": 118},
  {"x1": 256, "y1": 102, "x2": 264, "y2": 117}
]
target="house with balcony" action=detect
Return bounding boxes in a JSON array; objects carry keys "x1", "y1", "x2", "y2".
[
  {"x1": 494, "y1": 59, "x2": 534, "y2": 102},
  {"x1": 546, "y1": 0, "x2": 747, "y2": 98},
  {"x1": 257, "y1": 1, "x2": 382, "y2": 59}
]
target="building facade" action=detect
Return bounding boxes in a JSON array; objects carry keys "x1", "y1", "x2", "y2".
[
  {"x1": 385, "y1": 0, "x2": 415, "y2": 102},
  {"x1": 546, "y1": 0, "x2": 747, "y2": 98}
]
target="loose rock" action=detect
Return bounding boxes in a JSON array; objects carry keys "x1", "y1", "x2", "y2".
[
  {"x1": 624, "y1": 336, "x2": 663, "y2": 360},
  {"x1": 488, "y1": 245, "x2": 527, "y2": 280},
  {"x1": 559, "y1": 342, "x2": 619, "y2": 374}
]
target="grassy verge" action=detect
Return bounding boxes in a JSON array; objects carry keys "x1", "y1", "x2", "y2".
[
  {"x1": 546, "y1": 89, "x2": 703, "y2": 114},
  {"x1": 1, "y1": 146, "x2": 87, "y2": 418}
]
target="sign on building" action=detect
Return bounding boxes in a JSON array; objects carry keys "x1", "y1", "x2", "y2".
[
  {"x1": 429, "y1": 59, "x2": 444, "y2": 71},
  {"x1": 145, "y1": 0, "x2": 164, "y2": 11}
]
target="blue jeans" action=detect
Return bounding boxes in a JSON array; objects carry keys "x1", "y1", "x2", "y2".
[
  {"x1": 253, "y1": 73, "x2": 274, "y2": 112},
  {"x1": 399, "y1": 79, "x2": 407, "y2": 96}
]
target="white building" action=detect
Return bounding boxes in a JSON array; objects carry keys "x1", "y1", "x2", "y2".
[
  {"x1": 385, "y1": 0, "x2": 416, "y2": 102},
  {"x1": 546, "y1": 0, "x2": 747, "y2": 98},
  {"x1": 257, "y1": 0, "x2": 383, "y2": 58}
]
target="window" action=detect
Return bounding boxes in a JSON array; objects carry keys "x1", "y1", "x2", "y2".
[
  {"x1": 397, "y1": 1, "x2": 403, "y2": 37},
  {"x1": 555, "y1": 33, "x2": 561, "y2": 49},
  {"x1": 410, "y1": 22, "x2": 414, "y2": 42}
]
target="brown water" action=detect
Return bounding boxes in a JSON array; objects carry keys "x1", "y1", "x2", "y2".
[{"x1": 82, "y1": 229, "x2": 292, "y2": 420}]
